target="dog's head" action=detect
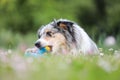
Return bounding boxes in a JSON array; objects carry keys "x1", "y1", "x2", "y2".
[{"x1": 35, "y1": 19, "x2": 76, "y2": 54}]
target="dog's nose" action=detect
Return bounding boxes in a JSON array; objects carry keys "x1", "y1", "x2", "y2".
[{"x1": 35, "y1": 41, "x2": 41, "y2": 48}]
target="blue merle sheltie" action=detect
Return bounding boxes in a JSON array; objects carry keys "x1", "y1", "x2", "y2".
[{"x1": 33, "y1": 19, "x2": 99, "y2": 55}]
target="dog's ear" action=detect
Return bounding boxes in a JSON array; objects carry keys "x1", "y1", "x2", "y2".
[
  {"x1": 57, "y1": 21, "x2": 75, "y2": 42},
  {"x1": 57, "y1": 21, "x2": 73, "y2": 31}
]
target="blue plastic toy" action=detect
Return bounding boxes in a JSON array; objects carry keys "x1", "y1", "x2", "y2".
[{"x1": 25, "y1": 46, "x2": 51, "y2": 57}]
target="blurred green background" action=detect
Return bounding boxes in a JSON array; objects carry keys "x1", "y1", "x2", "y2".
[
  {"x1": 0, "y1": 1, "x2": 120, "y2": 80},
  {"x1": 0, "y1": 0, "x2": 120, "y2": 49}
]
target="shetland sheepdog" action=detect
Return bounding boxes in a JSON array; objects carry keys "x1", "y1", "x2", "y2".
[{"x1": 34, "y1": 19, "x2": 99, "y2": 55}]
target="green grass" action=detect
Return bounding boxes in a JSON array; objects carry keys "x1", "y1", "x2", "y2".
[{"x1": 0, "y1": 50, "x2": 120, "y2": 80}]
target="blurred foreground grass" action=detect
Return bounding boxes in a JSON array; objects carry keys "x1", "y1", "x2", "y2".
[
  {"x1": 0, "y1": 30, "x2": 120, "y2": 80},
  {"x1": 0, "y1": 50, "x2": 120, "y2": 80}
]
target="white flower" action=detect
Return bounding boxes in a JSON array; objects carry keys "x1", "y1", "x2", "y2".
[
  {"x1": 108, "y1": 48, "x2": 114, "y2": 51},
  {"x1": 100, "y1": 53, "x2": 104, "y2": 56}
]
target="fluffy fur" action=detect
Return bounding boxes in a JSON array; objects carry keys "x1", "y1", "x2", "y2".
[{"x1": 35, "y1": 19, "x2": 99, "y2": 55}]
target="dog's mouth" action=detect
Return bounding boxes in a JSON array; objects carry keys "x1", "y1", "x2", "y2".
[
  {"x1": 45, "y1": 45, "x2": 52, "y2": 52},
  {"x1": 40, "y1": 45, "x2": 52, "y2": 52}
]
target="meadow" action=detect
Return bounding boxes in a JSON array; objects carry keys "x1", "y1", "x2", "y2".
[
  {"x1": 0, "y1": 0, "x2": 120, "y2": 80},
  {"x1": 0, "y1": 30, "x2": 120, "y2": 80}
]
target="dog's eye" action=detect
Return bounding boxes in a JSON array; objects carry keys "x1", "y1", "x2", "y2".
[{"x1": 46, "y1": 32, "x2": 52, "y2": 37}]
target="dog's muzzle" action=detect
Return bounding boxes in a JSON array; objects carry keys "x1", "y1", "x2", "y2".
[{"x1": 35, "y1": 41, "x2": 52, "y2": 52}]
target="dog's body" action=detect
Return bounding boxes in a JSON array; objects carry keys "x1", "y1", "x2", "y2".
[{"x1": 35, "y1": 19, "x2": 99, "y2": 55}]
